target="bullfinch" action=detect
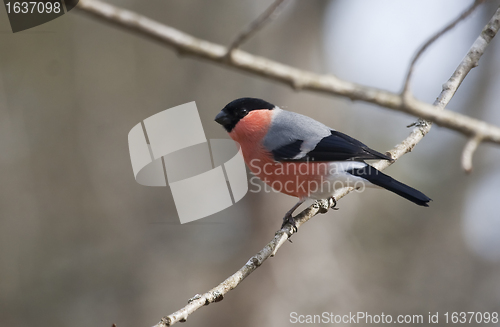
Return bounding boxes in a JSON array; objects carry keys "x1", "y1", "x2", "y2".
[{"x1": 215, "y1": 97, "x2": 431, "y2": 228}]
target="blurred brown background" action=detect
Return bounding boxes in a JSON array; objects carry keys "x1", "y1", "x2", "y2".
[{"x1": 1, "y1": 1, "x2": 500, "y2": 326}]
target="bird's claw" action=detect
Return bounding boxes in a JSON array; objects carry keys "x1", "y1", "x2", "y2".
[
  {"x1": 281, "y1": 213, "x2": 297, "y2": 233},
  {"x1": 329, "y1": 196, "x2": 339, "y2": 210},
  {"x1": 317, "y1": 199, "x2": 330, "y2": 214},
  {"x1": 316, "y1": 197, "x2": 339, "y2": 214}
]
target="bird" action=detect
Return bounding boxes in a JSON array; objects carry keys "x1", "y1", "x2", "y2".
[{"x1": 215, "y1": 97, "x2": 431, "y2": 229}]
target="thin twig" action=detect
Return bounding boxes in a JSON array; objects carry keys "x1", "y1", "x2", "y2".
[
  {"x1": 402, "y1": 0, "x2": 485, "y2": 99},
  {"x1": 71, "y1": 1, "x2": 500, "y2": 325},
  {"x1": 141, "y1": 5, "x2": 500, "y2": 327},
  {"x1": 76, "y1": 0, "x2": 500, "y2": 145},
  {"x1": 462, "y1": 135, "x2": 483, "y2": 173},
  {"x1": 156, "y1": 201, "x2": 323, "y2": 326},
  {"x1": 225, "y1": 0, "x2": 290, "y2": 59},
  {"x1": 155, "y1": 199, "x2": 329, "y2": 326}
]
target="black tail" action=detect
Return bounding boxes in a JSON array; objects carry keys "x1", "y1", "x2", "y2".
[{"x1": 346, "y1": 166, "x2": 431, "y2": 207}]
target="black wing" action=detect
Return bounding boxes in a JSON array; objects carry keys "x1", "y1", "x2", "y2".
[{"x1": 272, "y1": 131, "x2": 392, "y2": 162}]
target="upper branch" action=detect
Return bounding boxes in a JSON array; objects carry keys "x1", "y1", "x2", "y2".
[
  {"x1": 76, "y1": 0, "x2": 500, "y2": 145},
  {"x1": 72, "y1": 1, "x2": 500, "y2": 325},
  {"x1": 402, "y1": 0, "x2": 485, "y2": 97},
  {"x1": 226, "y1": 0, "x2": 290, "y2": 56},
  {"x1": 146, "y1": 5, "x2": 500, "y2": 325}
]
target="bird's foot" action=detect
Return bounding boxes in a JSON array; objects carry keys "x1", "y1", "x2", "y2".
[
  {"x1": 316, "y1": 197, "x2": 339, "y2": 213},
  {"x1": 329, "y1": 196, "x2": 339, "y2": 210},
  {"x1": 317, "y1": 199, "x2": 330, "y2": 214},
  {"x1": 281, "y1": 213, "x2": 297, "y2": 233},
  {"x1": 280, "y1": 200, "x2": 304, "y2": 234}
]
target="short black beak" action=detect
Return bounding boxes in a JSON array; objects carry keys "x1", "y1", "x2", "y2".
[{"x1": 215, "y1": 110, "x2": 231, "y2": 125}]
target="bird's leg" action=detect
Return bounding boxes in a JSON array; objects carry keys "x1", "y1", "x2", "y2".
[
  {"x1": 317, "y1": 197, "x2": 338, "y2": 214},
  {"x1": 281, "y1": 199, "x2": 305, "y2": 232},
  {"x1": 329, "y1": 196, "x2": 339, "y2": 210},
  {"x1": 317, "y1": 199, "x2": 330, "y2": 214}
]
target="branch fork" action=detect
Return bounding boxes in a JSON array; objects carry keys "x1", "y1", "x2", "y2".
[{"x1": 71, "y1": 1, "x2": 500, "y2": 325}]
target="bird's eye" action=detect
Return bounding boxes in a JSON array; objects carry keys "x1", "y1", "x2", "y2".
[{"x1": 239, "y1": 108, "x2": 248, "y2": 118}]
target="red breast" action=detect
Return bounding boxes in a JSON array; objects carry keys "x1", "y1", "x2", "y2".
[{"x1": 229, "y1": 110, "x2": 328, "y2": 199}]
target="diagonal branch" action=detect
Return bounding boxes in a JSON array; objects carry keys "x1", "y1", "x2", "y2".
[
  {"x1": 225, "y1": 0, "x2": 290, "y2": 57},
  {"x1": 154, "y1": 202, "x2": 323, "y2": 326},
  {"x1": 105, "y1": 4, "x2": 500, "y2": 327},
  {"x1": 402, "y1": 0, "x2": 485, "y2": 98},
  {"x1": 72, "y1": 0, "x2": 500, "y2": 325},
  {"x1": 76, "y1": 0, "x2": 500, "y2": 146}
]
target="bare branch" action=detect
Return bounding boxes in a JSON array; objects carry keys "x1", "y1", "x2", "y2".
[
  {"x1": 76, "y1": 0, "x2": 500, "y2": 146},
  {"x1": 146, "y1": 5, "x2": 500, "y2": 326},
  {"x1": 72, "y1": 1, "x2": 500, "y2": 325},
  {"x1": 225, "y1": 0, "x2": 290, "y2": 58},
  {"x1": 435, "y1": 7, "x2": 500, "y2": 109},
  {"x1": 462, "y1": 136, "x2": 483, "y2": 173},
  {"x1": 154, "y1": 200, "x2": 326, "y2": 327},
  {"x1": 402, "y1": 0, "x2": 485, "y2": 98}
]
